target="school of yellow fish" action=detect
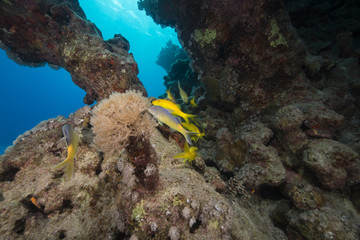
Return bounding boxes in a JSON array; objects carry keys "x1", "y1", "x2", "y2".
[{"x1": 150, "y1": 82, "x2": 205, "y2": 164}]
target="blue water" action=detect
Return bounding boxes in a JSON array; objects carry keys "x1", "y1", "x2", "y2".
[{"x1": 0, "y1": 0, "x2": 179, "y2": 154}]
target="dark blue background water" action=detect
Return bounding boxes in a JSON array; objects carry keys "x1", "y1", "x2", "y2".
[{"x1": 0, "y1": 0, "x2": 178, "y2": 154}]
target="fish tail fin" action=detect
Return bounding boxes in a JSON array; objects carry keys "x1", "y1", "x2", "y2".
[
  {"x1": 54, "y1": 156, "x2": 74, "y2": 179},
  {"x1": 66, "y1": 158, "x2": 74, "y2": 179},
  {"x1": 183, "y1": 113, "x2": 196, "y2": 124},
  {"x1": 191, "y1": 135, "x2": 199, "y2": 143},
  {"x1": 184, "y1": 131, "x2": 198, "y2": 145},
  {"x1": 54, "y1": 156, "x2": 69, "y2": 170},
  {"x1": 184, "y1": 132, "x2": 193, "y2": 145}
]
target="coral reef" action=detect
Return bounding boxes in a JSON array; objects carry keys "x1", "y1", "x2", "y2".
[
  {"x1": 139, "y1": 0, "x2": 306, "y2": 110},
  {"x1": 91, "y1": 90, "x2": 156, "y2": 153},
  {"x1": 1, "y1": 0, "x2": 360, "y2": 239},
  {"x1": 0, "y1": 0, "x2": 145, "y2": 104},
  {"x1": 156, "y1": 41, "x2": 203, "y2": 103},
  {"x1": 156, "y1": 40, "x2": 188, "y2": 73},
  {"x1": 285, "y1": 0, "x2": 360, "y2": 57},
  {"x1": 303, "y1": 139, "x2": 360, "y2": 190},
  {"x1": 1, "y1": 111, "x2": 288, "y2": 240},
  {"x1": 162, "y1": 59, "x2": 202, "y2": 102},
  {"x1": 138, "y1": 1, "x2": 360, "y2": 239}
]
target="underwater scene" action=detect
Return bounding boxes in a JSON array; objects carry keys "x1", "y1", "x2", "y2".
[{"x1": 0, "y1": 0, "x2": 360, "y2": 239}]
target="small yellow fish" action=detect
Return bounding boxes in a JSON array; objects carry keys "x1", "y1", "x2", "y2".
[
  {"x1": 54, "y1": 124, "x2": 79, "y2": 179},
  {"x1": 30, "y1": 197, "x2": 41, "y2": 209},
  {"x1": 173, "y1": 141, "x2": 198, "y2": 164},
  {"x1": 148, "y1": 106, "x2": 195, "y2": 145},
  {"x1": 182, "y1": 122, "x2": 205, "y2": 143},
  {"x1": 190, "y1": 96, "x2": 198, "y2": 108},
  {"x1": 165, "y1": 88, "x2": 176, "y2": 103},
  {"x1": 152, "y1": 99, "x2": 195, "y2": 124},
  {"x1": 178, "y1": 81, "x2": 188, "y2": 104}
]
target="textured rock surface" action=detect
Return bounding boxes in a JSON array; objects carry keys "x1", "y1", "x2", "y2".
[
  {"x1": 136, "y1": 1, "x2": 360, "y2": 239},
  {"x1": 282, "y1": 170, "x2": 326, "y2": 210},
  {"x1": 0, "y1": 0, "x2": 145, "y2": 104},
  {"x1": 237, "y1": 122, "x2": 286, "y2": 188},
  {"x1": 285, "y1": 195, "x2": 360, "y2": 240},
  {"x1": 0, "y1": 113, "x2": 288, "y2": 240},
  {"x1": 303, "y1": 139, "x2": 360, "y2": 190},
  {"x1": 2, "y1": 0, "x2": 360, "y2": 239},
  {"x1": 284, "y1": 0, "x2": 360, "y2": 57},
  {"x1": 139, "y1": 0, "x2": 306, "y2": 110}
]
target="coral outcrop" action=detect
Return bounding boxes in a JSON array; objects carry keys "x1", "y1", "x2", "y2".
[
  {"x1": 156, "y1": 41, "x2": 203, "y2": 103},
  {"x1": 303, "y1": 139, "x2": 360, "y2": 190},
  {"x1": 0, "y1": 0, "x2": 145, "y2": 104},
  {"x1": 1, "y1": 0, "x2": 360, "y2": 239},
  {"x1": 138, "y1": 1, "x2": 360, "y2": 239},
  {"x1": 1, "y1": 110, "x2": 288, "y2": 240},
  {"x1": 139, "y1": 0, "x2": 306, "y2": 110},
  {"x1": 156, "y1": 40, "x2": 188, "y2": 73}
]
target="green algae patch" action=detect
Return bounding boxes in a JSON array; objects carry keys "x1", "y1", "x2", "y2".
[
  {"x1": 194, "y1": 29, "x2": 217, "y2": 48},
  {"x1": 172, "y1": 193, "x2": 186, "y2": 207},
  {"x1": 268, "y1": 19, "x2": 287, "y2": 48},
  {"x1": 208, "y1": 219, "x2": 219, "y2": 229},
  {"x1": 132, "y1": 200, "x2": 146, "y2": 222}
]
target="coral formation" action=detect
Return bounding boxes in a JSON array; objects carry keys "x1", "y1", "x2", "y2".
[
  {"x1": 1, "y1": 0, "x2": 360, "y2": 239},
  {"x1": 139, "y1": 0, "x2": 306, "y2": 109},
  {"x1": 0, "y1": 0, "x2": 145, "y2": 104},
  {"x1": 91, "y1": 90, "x2": 156, "y2": 153},
  {"x1": 156, "y1": 40, "x2": 188, "y2": 73},
  {"x1": 156, "y1": 40, "x2": 204, "y2": 105},
  {"x1": 303, "y1": 139, "x2": 360, "y2": 190}
]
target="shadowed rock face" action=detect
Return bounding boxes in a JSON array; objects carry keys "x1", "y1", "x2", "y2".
[
  {"x1": 139, "y1": 0, "x2": 306, "y2": 111},
  {"x1": 0, "y1": 0, "x2": 145, "y2": 104}
]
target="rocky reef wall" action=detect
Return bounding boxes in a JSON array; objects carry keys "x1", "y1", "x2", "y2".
[
  {"x1": 0, "y1": 0, "x2": 145, "y2": 104},
  {"x1": 139, "y1": 0, "x2": 307, "y2": 111}
]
